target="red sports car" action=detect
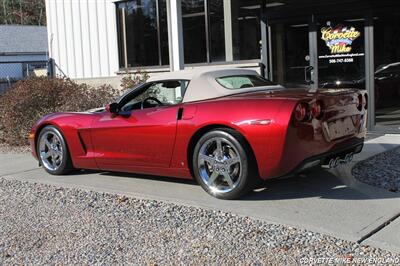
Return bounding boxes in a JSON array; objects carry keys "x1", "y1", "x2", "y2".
[{"x1": 29, "y1": 69, "x2": 367, "y2": 199}]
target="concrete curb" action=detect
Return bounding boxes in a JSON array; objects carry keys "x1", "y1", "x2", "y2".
[{"x1": 332, "y1": 134, "x2": 400, "y2": 253}]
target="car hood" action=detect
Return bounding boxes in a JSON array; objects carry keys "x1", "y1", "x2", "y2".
[
  {"x1": 32, "y1": 110, "x2": 100, "y2": 132},
  {"x1": 86, "y1": 107, "x2": 106, "y2": 113},
  {"x1": 42, "y1": 107, "x2": 105, "y2": 118}
]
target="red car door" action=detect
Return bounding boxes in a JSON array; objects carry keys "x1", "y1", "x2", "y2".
[{"x1": 91, "y1": 105, "x2": 180, "y2": 169}]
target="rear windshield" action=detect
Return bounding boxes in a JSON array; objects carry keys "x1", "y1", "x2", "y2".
[{"x1": 216, "y1": 75, "x2": 275, "y2": 90}]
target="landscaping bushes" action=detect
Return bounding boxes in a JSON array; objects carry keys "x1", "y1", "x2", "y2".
[
  {"x1": 120, "y1": 70, "x2": 149, "y2": 91},
  {"x1": 0, "y1": 77, "x2": 120, "y2": 146}
]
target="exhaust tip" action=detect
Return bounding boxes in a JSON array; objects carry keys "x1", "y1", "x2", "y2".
[
  {"x1": 324, "y1": 153, "x2": 354, "y2": 169},
  {"x1": 344, "y1": 153, "x2": 354, "y2": 164}
]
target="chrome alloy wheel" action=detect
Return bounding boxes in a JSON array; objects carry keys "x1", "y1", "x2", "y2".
[
  {"x1": 38, "y1": 131, "x2": 63, "y2": 171},
  {"x1": 197, "y1": 137, "x2": 242, "y2": 194}
]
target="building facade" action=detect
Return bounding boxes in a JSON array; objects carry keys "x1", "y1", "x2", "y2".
[{"x1": 45, "y1": 0, "x2": 400, "y2": 132}]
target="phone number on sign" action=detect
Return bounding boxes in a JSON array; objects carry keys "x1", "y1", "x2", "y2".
[{"x1": 329, "y1": 58, "x2": 354, "y2": 64}]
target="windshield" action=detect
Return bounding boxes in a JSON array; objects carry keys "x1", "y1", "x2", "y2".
[{"x1": 116, "y1": 83, "x2": 146, "y2": 102}]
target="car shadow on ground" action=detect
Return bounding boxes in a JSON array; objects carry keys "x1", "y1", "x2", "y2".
[
  {"x1": 73, "y1": 167, "x2": 400, "y2": 202},
  {"x1": 64, "y1": 142, "x2": 400, "y2": 202},
  {"x1": 73, "y1": 169, "x2": 198, "y2": 186},
  {"x1": 242, "y1": 169, "x2": 400, "y2": 201}
]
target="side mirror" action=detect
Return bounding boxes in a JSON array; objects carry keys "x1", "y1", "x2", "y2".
[{"x1": 106, "y1": 103, "x2": 119, "y2": 114}]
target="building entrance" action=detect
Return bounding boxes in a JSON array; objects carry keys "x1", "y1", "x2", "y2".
[{"x1": 265, "y1": 0, "x2": 400, "y2": 132}]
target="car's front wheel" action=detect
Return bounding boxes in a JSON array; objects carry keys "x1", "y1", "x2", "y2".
[
  {"x1": 193, "y1": 129, "x2": 256, "y2": 200},
  {"x1": 37, "y1": 126, "x2": 74, "y2": 175}
]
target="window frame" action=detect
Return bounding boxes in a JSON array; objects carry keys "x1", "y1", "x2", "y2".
[
  {"x1": 116, "y1": 0, "x2": 170, "y2": 70},
  {"x1": 116, "y1": 0, "x2": 263, "y2": 70},
  {"x1": 182, "y1": 0, "x2": 262, "y2": 65}
]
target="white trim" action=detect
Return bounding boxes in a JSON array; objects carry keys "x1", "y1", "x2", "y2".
[
  {"x1": 167, "y1": 0, "x2": 184, "y2": 71},
  {"x1": 223, "y1": 0, "x2": 233, "y2": 62}
]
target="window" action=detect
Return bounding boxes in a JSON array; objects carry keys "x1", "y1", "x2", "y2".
[
  {"x1": 373, "y1": 6, "x2": 400, "y2": 128},
  {"x1": 182, "y1": 0, "x2": 207, "y2": 64},
  {"x1": 120, "y1": 80, "x2": 189, "y2": 112},
  {"x1": 216, "y1": 75, "x2": 275, "y2": 90},
  {"x1": 116, "y1": 0, "x2": 261, "y2": 67},
  {"x1": 158, "y1": 0, "x2": 169, "y2": 65},
  {"x1": 182, "y1": 0, "x2": 261, "y2": 64},
  {"x1": 116, "y1": 0, "x2": 169, "y2": 68},
  {"x1": 209, "y1": 0, "x2": 225, "y2": 62},
  {"x1": 229, "y1": 0, "x2": 262, "y2": 61}
]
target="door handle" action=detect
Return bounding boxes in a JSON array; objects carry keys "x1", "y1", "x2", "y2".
[{"x1": 305, "y1": 66, "x2": 314, "y2": 84}]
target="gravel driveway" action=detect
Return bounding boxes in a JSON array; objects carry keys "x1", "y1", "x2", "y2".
[
  {"x1": 353, "y1": 147, "x2": 400, "y2": 192},
  {"x1": 0, "y1": 144, "x2": 30, "y2": 154},
  {"x1": 0, "y1": 179, "x2": 397, "y2": 265}
]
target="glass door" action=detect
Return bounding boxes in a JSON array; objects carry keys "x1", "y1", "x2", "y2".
[
  {"x1": 269, "y1": 18, "x2": 317, "y2": 88},
  {"x1": 373, "y1": 7, "x2": 400, "y2": 131},
  {"x1": 268, "y1": 14, "x2": 367, "y2": 90},
  {"x1": 315, "y1": 16, "x2": 366, "y2": 90},
  {"x1": 266, "y1": 1, "x2": 400, "y2": 132}
]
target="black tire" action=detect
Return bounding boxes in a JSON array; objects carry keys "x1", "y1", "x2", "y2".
[
  {"x1": 192, "y1": 128, "x2": 257, "y2": 200},
  {"x1": 36, "y1": 126, "x2": 74, "y2": 175}
]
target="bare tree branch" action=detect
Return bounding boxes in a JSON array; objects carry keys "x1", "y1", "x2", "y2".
[{"x1": 0, "y1": 0, "x2": 46, "y2": 26}]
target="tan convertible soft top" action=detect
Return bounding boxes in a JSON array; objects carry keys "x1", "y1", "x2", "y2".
[{"x1": 147, "y1": 68, "x2": 282, "y2": 103}]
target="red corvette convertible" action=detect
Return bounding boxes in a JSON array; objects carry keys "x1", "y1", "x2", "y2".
[{"x1": 29, "y1": 69, "x2": 367, "y2": 199}]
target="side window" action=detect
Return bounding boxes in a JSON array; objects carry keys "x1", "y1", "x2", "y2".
[
  {"x1": 142, "y1": 80, "x2": 189, "y2": 105},
  {"x1": 120, "y1": 80, "x2": 189, "y2": 112}
]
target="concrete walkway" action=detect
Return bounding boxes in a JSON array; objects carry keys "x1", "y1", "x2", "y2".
[{"x1": 1, "y1": 135, "x2": 400, "y2": 253}]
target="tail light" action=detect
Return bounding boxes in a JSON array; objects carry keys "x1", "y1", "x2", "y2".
[
  {"x1": 357, "y1": 94, "x2": 363, "y2": 111},
  {"x1": 311, "y1": 101, "x2": 324, "y2": 119},
  {"x1": 294, "y1": 102, "x2": 310, "y2": 122},
  {"x1": 363, "y1": 93, "x2": 368, "y2": 109}
]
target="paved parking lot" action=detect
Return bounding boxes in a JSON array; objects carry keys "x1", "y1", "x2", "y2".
[{"x1": 1, "y1": 135, "x2": 399, "y2": 253}]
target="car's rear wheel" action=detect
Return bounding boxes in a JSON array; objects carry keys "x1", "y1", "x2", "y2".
[
  {"x1": 193, "y1": 129, "x2": 256, "y2": 200},
  {"x1": 37, "y1": 126, "x2": 74, "y2": 175}
]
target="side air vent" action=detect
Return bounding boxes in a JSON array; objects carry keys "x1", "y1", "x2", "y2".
[{"x1": 77, "y1": 132, "x2": 87, "y2": 154}]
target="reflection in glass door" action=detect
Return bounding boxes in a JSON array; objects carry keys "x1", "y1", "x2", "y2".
[
  {"x1": 269, "y1": 14, "x2": 367, "y2": 92},
  {"x1": 316, "y1": 17, "x2": 365, "y2": 90},
  {"x1": 374, "y1": 7, "x2": 400, "y2": 129},
  {"x1": 266, "y1": 2, "x2": 400, "y2": 131},
  {"x1": 269, "y1": 19, "x2": 314, "y2": 88}
]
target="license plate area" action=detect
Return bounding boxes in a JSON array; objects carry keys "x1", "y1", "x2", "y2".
[{"x1": 323, "y1": 116, "x2": 356, "y2": 142}]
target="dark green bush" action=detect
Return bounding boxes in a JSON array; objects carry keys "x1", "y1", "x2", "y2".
[{"x1": 0, "y1": 77, "x2": 120, "y2": 146}]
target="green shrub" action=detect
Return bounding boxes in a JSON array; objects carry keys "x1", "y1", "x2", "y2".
[{"x1": 0, "y1": 77, "x2": 120, "y2": 146}]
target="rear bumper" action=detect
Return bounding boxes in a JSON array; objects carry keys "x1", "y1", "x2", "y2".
[
  {"x1": 261, "y1": 132, "x2": 365, "y2": 180},
  {"x1": 285, "y1": 138, "x2": 364, "y2": 177}
]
